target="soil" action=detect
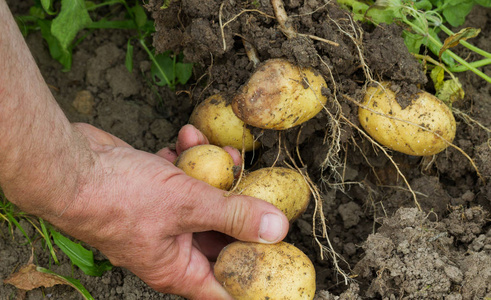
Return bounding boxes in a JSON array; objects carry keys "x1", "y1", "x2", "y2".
[{"x1": 1, "y1": 0, "x2": 490, "y2": 299}]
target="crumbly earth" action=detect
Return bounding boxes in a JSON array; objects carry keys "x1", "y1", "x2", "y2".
[{"x1": 1, "y1": 0, "x2": 490, "y2": 299}]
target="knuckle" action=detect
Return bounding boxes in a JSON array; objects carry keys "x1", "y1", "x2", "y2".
[{"x1": 225, "y1": 198, "x2": 250, "y2": 238}]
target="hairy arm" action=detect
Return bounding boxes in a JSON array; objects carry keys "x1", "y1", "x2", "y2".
[{"x1": 0, "y1": 0, "x2": 89, "y2": 221}]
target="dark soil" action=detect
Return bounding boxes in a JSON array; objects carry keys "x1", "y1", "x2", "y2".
[{"x1": 1, "y1": 0, "x2": 490, "y2": 299}]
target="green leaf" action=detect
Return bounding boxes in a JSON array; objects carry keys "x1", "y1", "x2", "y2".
[
  {"x1": 132, "y1": 4, "x2": 148, "y2": 28},
  {"x1": 415, "y1": 0, "x2": 433, "y2": 10},
  {"x1": 430, "y1": 65, "x2": 445, "y2": 90},
  {"x1": 6, "y1": 213, "x2": 31, "y2": 244},
  {"x1": 50, "y1": 228, "x2": 112, "y2": 277},
  {"x1": 151, "y1": 51, "x2": 176, "y2": 87},
  {"x1": 475, "y1": 0, "x2": 491, "y2": 6},
  {"x1": 39, "y1": 219, "x2": 59, "y2": 264},
  {"x1": 85, "y1": 1, "x2": 96, "y2": 10},
  {"x1": 37, "y1": 267, "x2": 95, "y2": 300},
  {"x1": 427, "y1": 28, "x2": 455, "y2": 67},
  {"x1": 175, "y1": 62, "x2": 193, "y2": 85},
  {"x1": 38, "y1": 19, "x2": 72, "y2": 70},
  {"x1": 403, "y1": 30, "x2": 425, "y2": 54},
  {"x1": 160, "y1": 0, "x2": 173, "y2": 9},
  {"x1": 442, "y1": 0, "x2": 474, "y2": 27},
  {"x1": 431, "y1": 66, "x2": 464, "y2": 104},
  {"x1": 125, "y1": 40, "x2": 134, "y2": 72},
  {"x1": 41, "y1": 0, "x2": 57, "y2": 15},
  {"x1": 51, "y1": 0, "x2": 92, "y2": 51},
  {"x1": 436, "y1": 78, "x2": 464, "y2": 104},
  {"x1": 29, "y1": 6, "x2": 46, "y2": 19}
]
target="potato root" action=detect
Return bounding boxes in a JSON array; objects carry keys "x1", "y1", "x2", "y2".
[
  {"x1": 232, "y1": 58, "x2": 328, "y2": 130},
  {"x1": 214, "y1": 241, "x2": 316, "y2": 300},
  {"x1": 235, "y1": 167, "x2": 311, "y2": 221},
  {"x1": 359, "y1": 82, "x2": 456, "y2": 156},
  {"x1": 189, "y1": 94, "x2": 260, "y2": 151},
  {"x1": 175, "y1": 144, "x2": 235, "y2": 190}
]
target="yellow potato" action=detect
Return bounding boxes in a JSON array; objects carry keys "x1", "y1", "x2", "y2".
[
  {"x1": 214, "y1": 241, "x2": 316, "y2": 300},
  {"x1": 175, "y1": 144, "x2": 235, "y2": 190},
  {"x1": 232, "y1": 58, "x2": 328, "y2": 130},
  {"x1": 235, "y1": 167, "x2": 311, "y2": 221},
  {"x1": 358, "y1": 82, "x2": 456, "y2": 156},
  {"x1": 189, "y1": 94, "x2": 260, "y2": 151}
]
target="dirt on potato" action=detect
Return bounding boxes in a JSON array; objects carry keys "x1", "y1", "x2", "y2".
[{"x1": 1, "y1": 0, "x2": 490, "y2": 299}]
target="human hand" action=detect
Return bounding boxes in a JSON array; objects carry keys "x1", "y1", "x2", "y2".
[{"x1": 54, "y1": 123, "x2": 289, "y2": 299}]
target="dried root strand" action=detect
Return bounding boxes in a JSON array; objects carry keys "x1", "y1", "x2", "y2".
[
  {"x1": 281, "y1": 136, "x2": 353, "y2": 286},
  {"x1": 219, "y1": 3, "x2": 275, "y2": 51},
  {"x1": 271, "y1": 0, "x2": 339, "y2": 46}
]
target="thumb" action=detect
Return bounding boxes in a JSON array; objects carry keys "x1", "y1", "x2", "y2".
[{"x1": 173, "y1": 176, "x2": 289, "y2": 244}]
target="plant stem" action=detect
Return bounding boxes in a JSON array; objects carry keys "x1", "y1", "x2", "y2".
[
  {"x1": 448, "y1": 58, "x2": 491, "y2": 72},
  {"x1": 86, "y1": 0, "x2": 124, "y2": 11},
  {"x1": 139, "y1": 39, "x2": 172, "y2": 87},
  {"x1": 86, "y1": 19, "x2": 139, "y2": 29},
  {"x1": 404, "y1": 19, "x2": 491, "y2": 83},
  {"x1": 439, "y1": 24, "x2": 491, "y2": 59}
]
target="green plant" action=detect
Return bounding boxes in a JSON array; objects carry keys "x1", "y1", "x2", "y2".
[
  {"x1": 336, "y1": 0, "x2": 491, "y2": 84},
  {"x1": 50, "y1": 227, "x2": 113, "y2": 276},
  {"x1": 1, "y1": 190, "x2": 111, "y2": 297},
  {"x1": 16, "y1": 0, "x2": 193, "y2": 90}
]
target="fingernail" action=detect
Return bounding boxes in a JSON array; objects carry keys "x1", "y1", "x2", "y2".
[{"x1": 259, "y1": 213, "x2": 284, "y2": 243}]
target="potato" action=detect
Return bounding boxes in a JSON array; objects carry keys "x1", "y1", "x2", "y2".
[
  {"x1": 232, "y1": 58, "x2": 328, "y2": 130},
  {"x1": 235, "y1": 167, "x2": 310, "y2": 221},
  {"x1": 175, "y1": 144, "x2": 235, "y2": 190},
  {"x1": 214, "y1": 241, "x2": 316, "y2": 300},
  {"x1": 189, "y1": 94, "x2": 260, "y2": 152},
  {"x1": 358, "y1": 82, "x2": 456, "y2": 156}
]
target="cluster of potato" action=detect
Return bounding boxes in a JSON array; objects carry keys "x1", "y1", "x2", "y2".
[
  {"x1": 176, "y1": 58, "x2": 322, "y2": 299},
  {"x1": 175, "y1": 58, "x2": 457, "y2": 299}
]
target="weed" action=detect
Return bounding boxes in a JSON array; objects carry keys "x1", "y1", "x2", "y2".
[
  {"x1": 1, "y1": 189, "x2": 111, "y2": 297},
  {"x1": 16, "y1": 0, "x2": 193, "y2": 90},
  {"x1": 336, "y1": 0, "x2": 491, "y2": 84}
]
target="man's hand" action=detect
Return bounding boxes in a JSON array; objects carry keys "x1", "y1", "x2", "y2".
[
  {"x1": 0, "y1": 2, "x2": 288, "y2": 298},
  {"x1": 57, "y1": 123, "x2": 289, "y2": 299}
]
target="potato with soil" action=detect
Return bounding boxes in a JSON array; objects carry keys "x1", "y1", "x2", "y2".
[
  {"x1": 358, "y1": 82, "x2": 456, "y2": 156},
  {"x1": 232, "y1": 58, "x2": 328, "y2": 130},
  {"x1": 175, "y1": 144, "x2": 235, "y2": 190},
  {"x1": 214, "y1": 241, "x2": 316, "y2": 300},
  {"x1": 189, "y1": 94, "x2": 260, "y2": 151},
  {"x1": 235, "y1": 167, "x2": 310, "y2": 221}
]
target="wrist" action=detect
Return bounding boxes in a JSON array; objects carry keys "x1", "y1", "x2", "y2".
[{"x1": 0, "y1": 123, "x2": 96, "y2": 224}]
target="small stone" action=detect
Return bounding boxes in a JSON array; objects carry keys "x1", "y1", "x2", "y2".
[{"x1": 72, "y1": 90, "x2": 95, "y2": 115}]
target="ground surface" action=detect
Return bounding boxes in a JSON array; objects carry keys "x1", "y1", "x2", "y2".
[{"x1": 1, "y1": 0, "x2": 490, "y2": 299}]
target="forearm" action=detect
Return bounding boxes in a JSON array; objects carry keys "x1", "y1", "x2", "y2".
[{"x1": 0, "y1": 0, "x2": 88, "y2": 219}]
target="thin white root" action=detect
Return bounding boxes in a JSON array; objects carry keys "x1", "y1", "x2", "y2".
[{"x1": 283, "y1": 137, "x2": 353, "y2": 286}]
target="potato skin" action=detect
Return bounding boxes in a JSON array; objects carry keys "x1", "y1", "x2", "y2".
[
  {"x1": 175, "y1": 144, "x2": 235, "y2": 190},
  {"x1": 214, "y1": 241, "x2": 316, "y2": 300},
  {"x1": 359, "y1": 82, "x2": 456, "y2": 156},
  {"x1": 235, "y1": 167, "x2": 311, "y2": 221},
  {"x1": 189, "y1": 94, "x2": 260, "y2": 151},
  {"x1": 232, "y1": 58, "x2": 328, "y2": 130}
]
